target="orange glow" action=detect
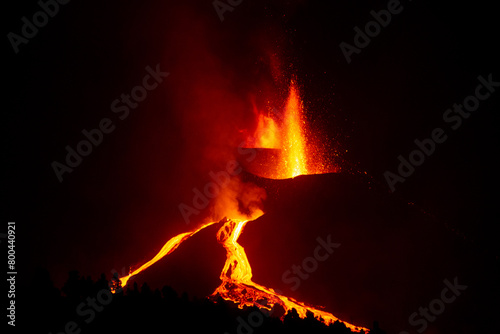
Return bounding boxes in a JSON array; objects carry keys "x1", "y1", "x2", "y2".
[
  {"x1": 254, "y1": 113, "x2": 281, "y2": 149},
  {"x1": 244, "y1": 102, "x2": 281, "y2": 149},
  {"x1": 212, "y1": 218, "x2": 368, "y2": 332}
]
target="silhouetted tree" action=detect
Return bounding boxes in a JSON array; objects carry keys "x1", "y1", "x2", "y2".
[{"x1": 27, "y1": 268, "x2": 384, "y2": 334}]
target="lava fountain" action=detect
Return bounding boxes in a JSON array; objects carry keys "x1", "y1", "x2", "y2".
[
  {"x1": 242, "y1": 80, "x2": 337, "y2": 179},
  {"x1": 281, "y1": 80, "x2": 308, "y2": 178}
]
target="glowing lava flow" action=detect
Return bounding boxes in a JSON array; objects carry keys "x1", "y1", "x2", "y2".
[
  {"x1": 113, "y1": 216, "x2": 368, "y2": 332},
  {"x1": 111, "y1": 221, "x2": 216, "y2": 292},
  {"x1": 212, "y1": 218, "x2": 368, "y2": 333}
]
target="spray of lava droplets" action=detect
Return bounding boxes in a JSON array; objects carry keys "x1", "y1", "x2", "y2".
[
  {"x1": 111, "y1": 80, "x2": 367, "y2": 332},
  {"x1": 282, "y1": 81, "x2": 308, "y2": 177}
]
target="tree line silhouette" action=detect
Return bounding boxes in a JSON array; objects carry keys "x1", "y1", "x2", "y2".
[{"x1": 24, "y1": 268, "x2": 385, "y2": 334}]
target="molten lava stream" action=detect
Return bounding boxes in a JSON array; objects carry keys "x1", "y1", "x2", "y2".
[
  {"x1": 112, "y1": 221, "x2": 216, "y2": 291},
  {"x1": 111, "y1": 216, "x2": 367, "y2": 331},
  {"x1": 212, "y1": 218, "x2": 368, "y2": 333}
]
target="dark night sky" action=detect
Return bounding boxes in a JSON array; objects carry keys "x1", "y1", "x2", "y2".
[{"x1": 4, "y1": 0, "x2": 499, "y2": 333}]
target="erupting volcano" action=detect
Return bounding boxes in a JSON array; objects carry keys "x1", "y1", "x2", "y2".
[{"x1": 111, "y1": 80, "x2": 368, "y2": 332}]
